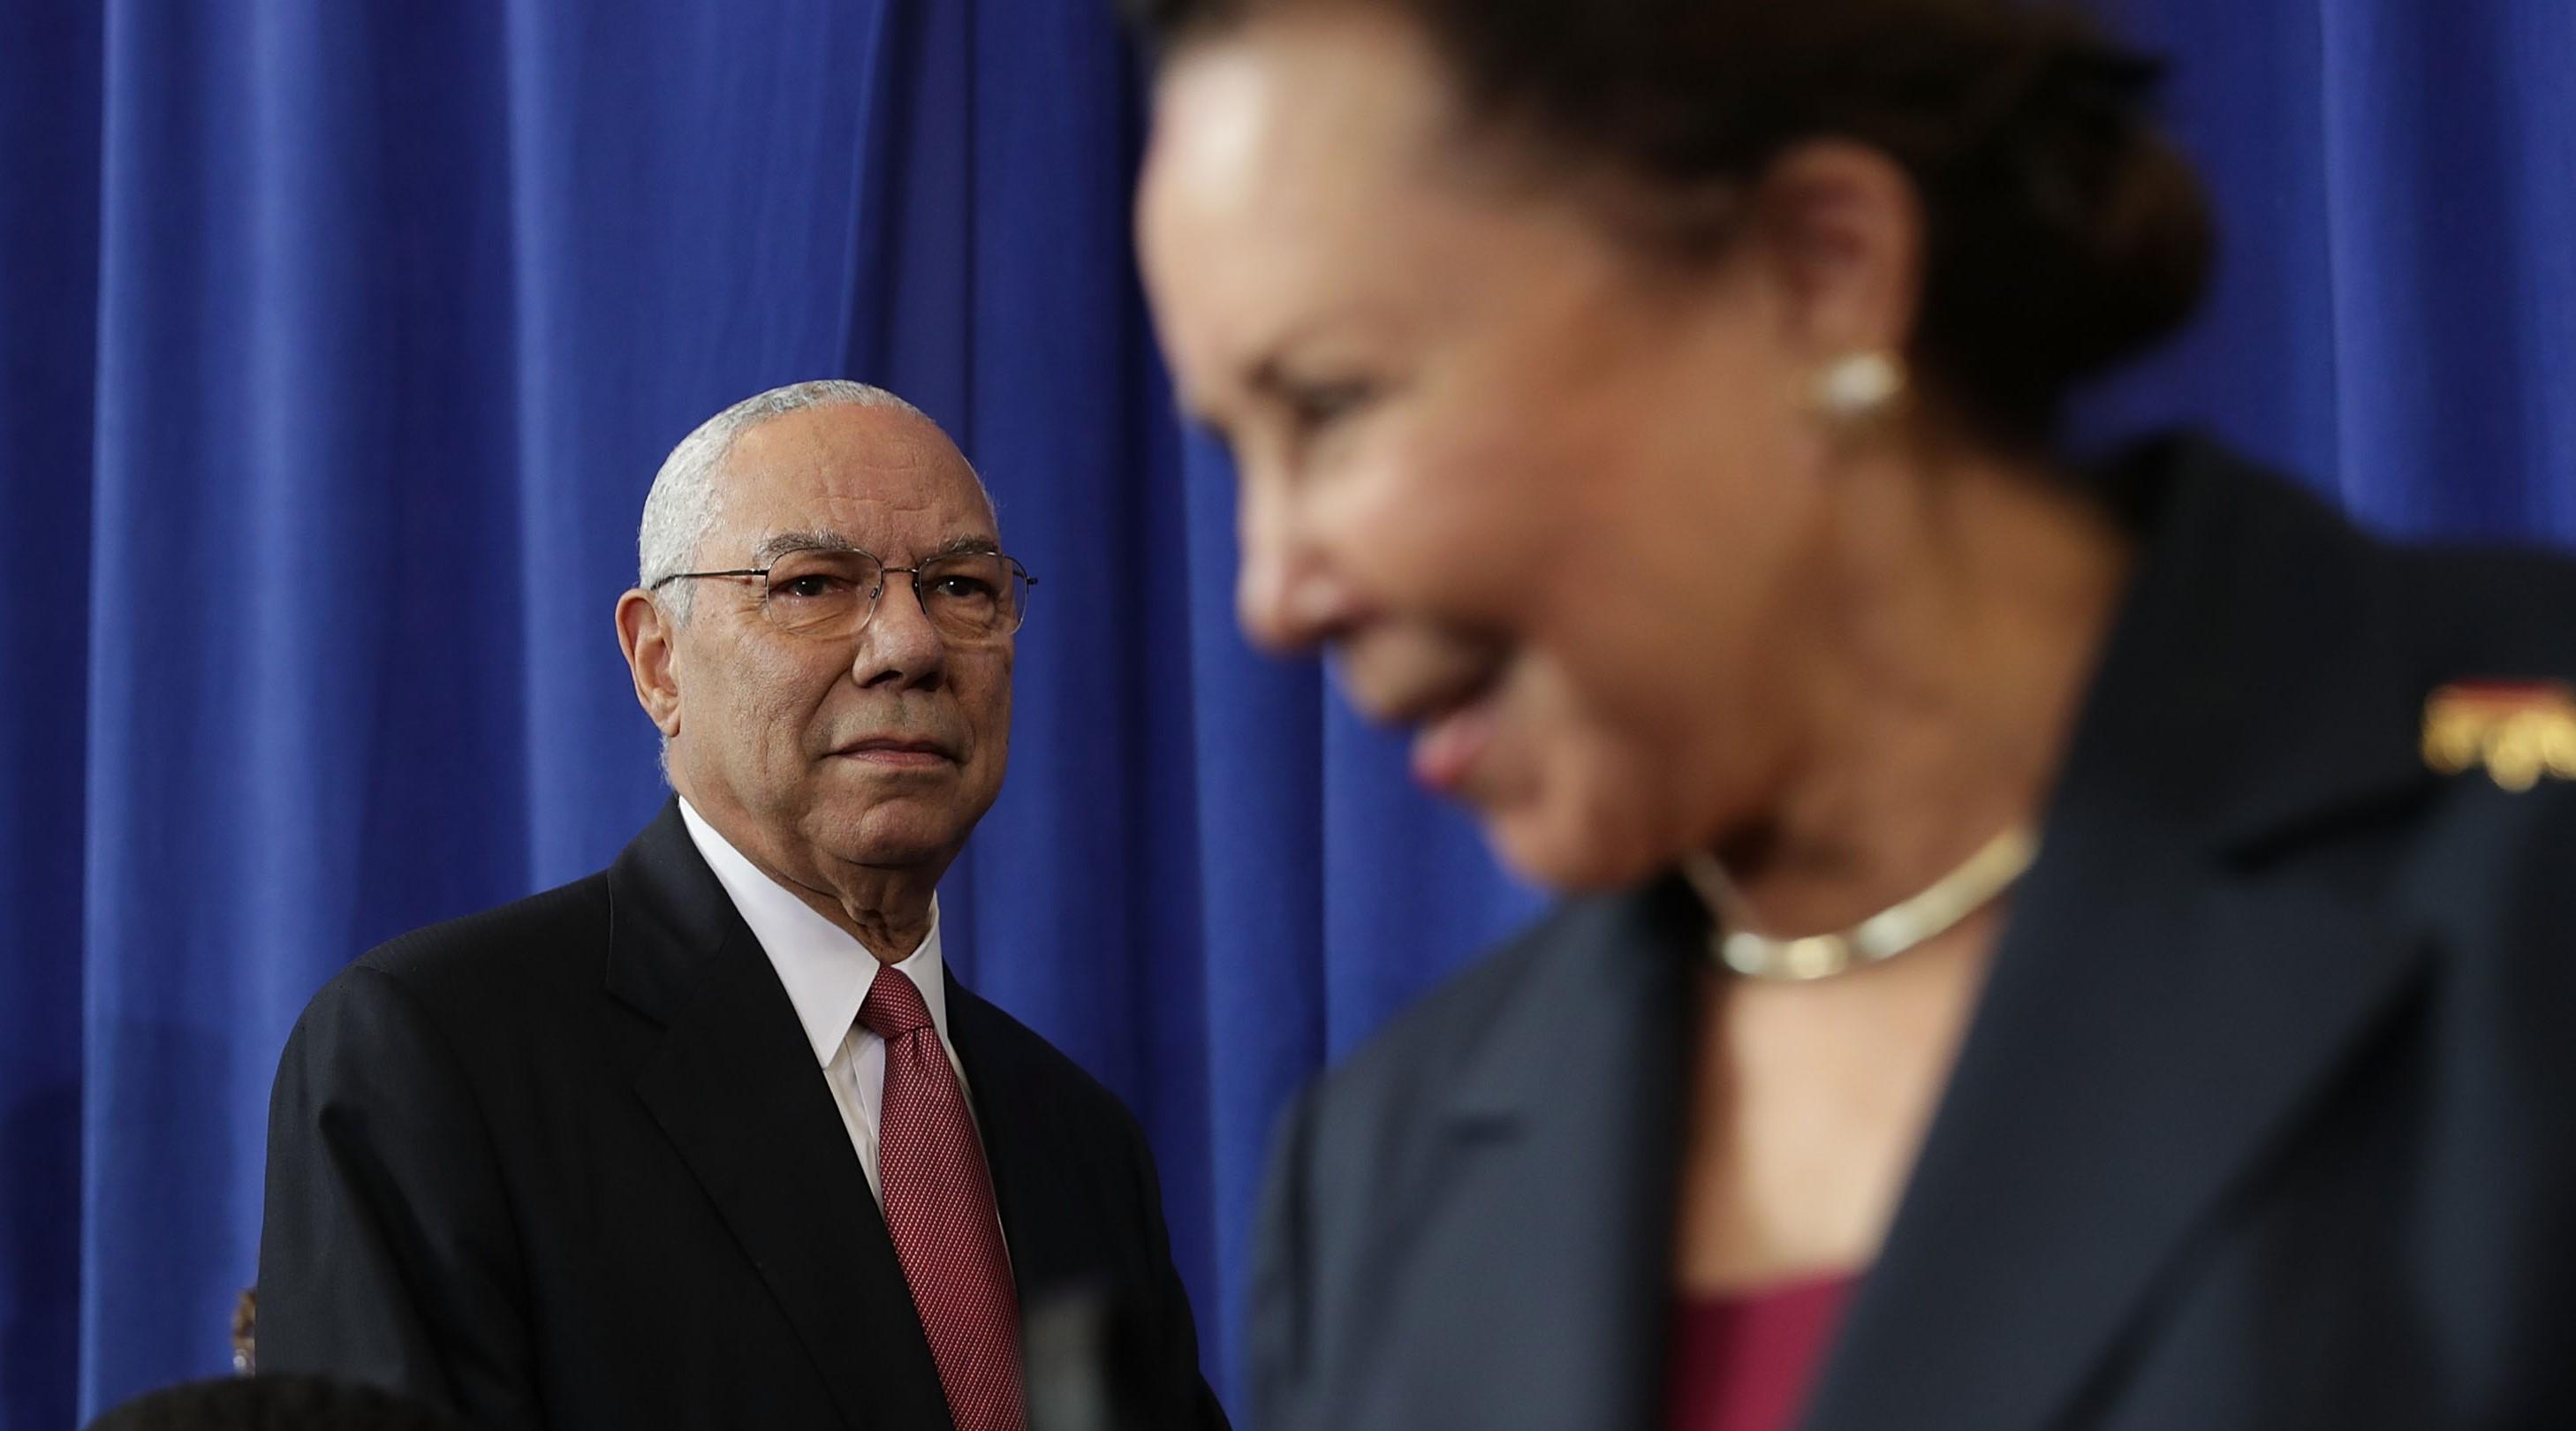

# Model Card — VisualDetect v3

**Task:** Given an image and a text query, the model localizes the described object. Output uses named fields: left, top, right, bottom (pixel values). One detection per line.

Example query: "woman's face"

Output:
left=1137, top=7, right=1848, bottom=889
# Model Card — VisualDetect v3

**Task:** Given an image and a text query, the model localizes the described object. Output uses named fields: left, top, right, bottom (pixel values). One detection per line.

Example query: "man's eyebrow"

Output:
left=748, top=531, right=1003, bottom=564
left=928, top=534, right=1003, bottom=559
left=750, top=530, right=860, bottom=564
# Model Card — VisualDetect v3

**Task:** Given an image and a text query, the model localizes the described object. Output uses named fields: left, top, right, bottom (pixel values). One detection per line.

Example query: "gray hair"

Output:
left=637, top=379, right=940, bottom=623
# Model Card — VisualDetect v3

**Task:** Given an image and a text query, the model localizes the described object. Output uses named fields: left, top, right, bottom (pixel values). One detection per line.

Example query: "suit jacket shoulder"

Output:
left=2234, top=477, right=2576, bottom=974
left=355, top=868, right=612, bottom=991
left=305, top=870, right=621, bottom=1083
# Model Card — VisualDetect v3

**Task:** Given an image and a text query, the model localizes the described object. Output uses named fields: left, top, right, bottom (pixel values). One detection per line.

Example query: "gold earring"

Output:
left=1810, top=351, right=1907, bottom=425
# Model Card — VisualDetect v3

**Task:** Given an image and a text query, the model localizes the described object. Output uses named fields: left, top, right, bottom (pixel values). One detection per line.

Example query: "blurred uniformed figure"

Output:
left=1125, top=0, right=2576, bottom=1427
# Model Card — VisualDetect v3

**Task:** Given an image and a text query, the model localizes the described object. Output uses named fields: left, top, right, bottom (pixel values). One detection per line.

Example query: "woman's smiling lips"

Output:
left=1410, top=689, right=1499, bottom=792
left=1332, top=636, right=1510, bottom=794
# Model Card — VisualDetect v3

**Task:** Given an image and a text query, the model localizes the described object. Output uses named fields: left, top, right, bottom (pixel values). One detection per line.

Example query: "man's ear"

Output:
left=1744, top=139, right=1926, bottom=363
left=617, top=589, right=684, bottom=740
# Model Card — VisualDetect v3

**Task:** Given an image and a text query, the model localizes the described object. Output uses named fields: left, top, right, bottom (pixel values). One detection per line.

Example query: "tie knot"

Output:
left=858, top=966, right=935, bottom=1040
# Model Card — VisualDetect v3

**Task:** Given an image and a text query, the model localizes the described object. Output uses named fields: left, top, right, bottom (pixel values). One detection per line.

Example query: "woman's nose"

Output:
left=1236, top=488, right=1363, bottom=652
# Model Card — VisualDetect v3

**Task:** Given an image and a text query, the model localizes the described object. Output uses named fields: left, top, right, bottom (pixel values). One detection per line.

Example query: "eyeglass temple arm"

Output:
left=650, top=563, right=1034, bottom=591
left=648, top=568, right=769, bottom=588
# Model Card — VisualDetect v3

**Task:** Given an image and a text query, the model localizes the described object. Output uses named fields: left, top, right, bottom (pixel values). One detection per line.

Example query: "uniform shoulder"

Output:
left=2375, top=538, right=2576, bottom=677
left=2401, top=761, right=2576, bottom=944
left=2284, top=522, right=2576, bottom=999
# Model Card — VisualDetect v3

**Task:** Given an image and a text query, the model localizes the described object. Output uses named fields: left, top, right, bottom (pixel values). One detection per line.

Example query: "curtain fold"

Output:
left=4, top=1, right=2572, bottom=1425
left=1, top=4, right=102, bottom=1422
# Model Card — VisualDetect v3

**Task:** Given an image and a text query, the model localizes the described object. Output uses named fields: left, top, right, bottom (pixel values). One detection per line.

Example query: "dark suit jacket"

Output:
left=259, top=803, right=1227, bottom=1431
left=1248, top=435, right=2576, bottom=1431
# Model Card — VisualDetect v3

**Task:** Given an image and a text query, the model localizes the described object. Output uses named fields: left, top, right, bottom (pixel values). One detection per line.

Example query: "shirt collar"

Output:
left=677, top=796, right=951, bottom=1067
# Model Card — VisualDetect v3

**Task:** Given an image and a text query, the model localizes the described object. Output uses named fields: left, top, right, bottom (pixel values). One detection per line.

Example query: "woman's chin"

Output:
left=1481, top=802, right=1674, bottom=894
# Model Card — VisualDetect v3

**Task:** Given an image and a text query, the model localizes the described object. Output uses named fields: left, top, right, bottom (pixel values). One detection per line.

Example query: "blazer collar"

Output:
left=1426, top=883, right=1703, bottom=1431
left=1442, top=881, right=1706, bottom=1127
left=606, top=799, right=951, bottom=1431
left=1803, top=437, right=2437, bottom=1431
left=2046, top=432, right=2436, bottom=858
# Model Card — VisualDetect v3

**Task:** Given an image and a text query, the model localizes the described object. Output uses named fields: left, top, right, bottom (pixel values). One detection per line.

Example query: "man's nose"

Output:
left=852, top=576, right=949, bottom=687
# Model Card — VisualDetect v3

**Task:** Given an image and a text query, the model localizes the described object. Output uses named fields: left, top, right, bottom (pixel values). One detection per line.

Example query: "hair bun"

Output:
left=2063, top=127, right=2214, bottom=374
left=1913, top=31, right=2214, bottom=433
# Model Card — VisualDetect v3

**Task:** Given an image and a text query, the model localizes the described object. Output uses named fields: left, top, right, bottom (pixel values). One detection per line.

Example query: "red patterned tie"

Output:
left=860, top=968, right=1026, bottom=1431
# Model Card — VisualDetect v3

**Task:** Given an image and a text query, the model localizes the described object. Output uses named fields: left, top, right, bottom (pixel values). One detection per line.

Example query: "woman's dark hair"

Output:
left=1127, top=0, right=2213, bottom=447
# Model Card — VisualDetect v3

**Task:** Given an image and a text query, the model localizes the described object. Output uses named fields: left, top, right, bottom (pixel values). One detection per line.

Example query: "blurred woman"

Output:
left=1128, top=2, right=2576, bottom=1428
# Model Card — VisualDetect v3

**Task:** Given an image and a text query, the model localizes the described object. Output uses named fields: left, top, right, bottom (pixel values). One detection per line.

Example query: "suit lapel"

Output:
left=1807, top=439, right=2441, bottom=1431
left=1799, top=808, right=2424, bottom=1431
left=607, top=805, right=950, bottom=1431
left=943, top=978, right=1091, bottom=1303
left=1416, top=886, right=1700, bottom=1431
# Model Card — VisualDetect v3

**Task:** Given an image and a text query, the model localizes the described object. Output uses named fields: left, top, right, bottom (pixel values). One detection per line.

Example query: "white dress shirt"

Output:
left=678, top=798, right=977, bottom=1200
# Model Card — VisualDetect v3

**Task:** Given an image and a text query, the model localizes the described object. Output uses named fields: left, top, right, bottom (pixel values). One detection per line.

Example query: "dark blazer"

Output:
left=259, top=802, right=1227, bottom=1431
left=1247, top=435, right=2576, bottom=1431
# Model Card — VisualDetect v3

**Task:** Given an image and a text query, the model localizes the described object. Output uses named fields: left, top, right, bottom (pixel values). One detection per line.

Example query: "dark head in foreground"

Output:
left=1130, top=3, right=2576, bottom=1429
left=86, top=1377, right=473, bottom=1431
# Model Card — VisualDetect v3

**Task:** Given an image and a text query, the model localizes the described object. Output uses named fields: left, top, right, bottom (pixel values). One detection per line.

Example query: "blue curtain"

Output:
left=4, top=1, right=2570, bottom=1425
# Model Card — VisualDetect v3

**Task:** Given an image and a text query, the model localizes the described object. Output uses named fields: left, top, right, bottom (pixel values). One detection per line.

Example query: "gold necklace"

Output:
left=1678, top=825, right=2040, bottom=981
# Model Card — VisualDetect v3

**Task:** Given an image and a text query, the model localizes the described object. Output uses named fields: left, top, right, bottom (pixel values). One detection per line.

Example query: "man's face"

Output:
left=658, top=404, right=1012, bottom=879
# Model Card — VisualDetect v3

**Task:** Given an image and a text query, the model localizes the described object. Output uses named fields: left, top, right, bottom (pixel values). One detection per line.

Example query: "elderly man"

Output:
left=258, top=382, right=1224, bottom=1431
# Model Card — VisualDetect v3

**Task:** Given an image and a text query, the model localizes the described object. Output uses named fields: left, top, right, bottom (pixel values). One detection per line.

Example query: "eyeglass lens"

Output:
left=760, top=549, right=1027, bottom=640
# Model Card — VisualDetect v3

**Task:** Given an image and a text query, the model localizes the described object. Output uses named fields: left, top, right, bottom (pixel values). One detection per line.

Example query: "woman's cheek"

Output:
left=1476, top=664, right=1686, bottom=887
left=1346, top=424, right=1582, bottom=612
left=1489, top=741, right=1680, bottom=889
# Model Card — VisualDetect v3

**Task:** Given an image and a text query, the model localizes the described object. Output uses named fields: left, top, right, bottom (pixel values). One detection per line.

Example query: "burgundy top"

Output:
left=1662, top=1275, right=1856, bottom=1431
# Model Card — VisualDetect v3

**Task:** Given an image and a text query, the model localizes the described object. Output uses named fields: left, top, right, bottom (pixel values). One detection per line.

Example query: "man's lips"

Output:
left=830, top=737, right=958, bottom=768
